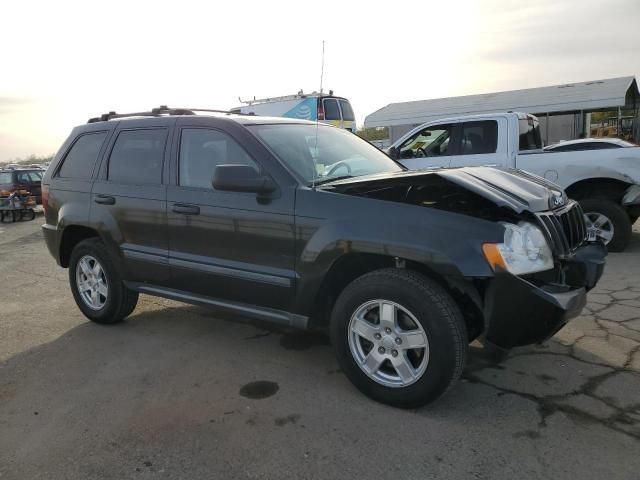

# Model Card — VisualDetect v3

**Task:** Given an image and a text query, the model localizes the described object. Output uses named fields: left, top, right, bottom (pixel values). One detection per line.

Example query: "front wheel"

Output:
left=580, top=198, right=631, bottom=252
left=330, top=268, right=467, bottom=408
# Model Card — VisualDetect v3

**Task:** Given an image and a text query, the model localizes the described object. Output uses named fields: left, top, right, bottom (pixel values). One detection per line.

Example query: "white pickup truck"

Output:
left=386, top=112, right=640, bottom=251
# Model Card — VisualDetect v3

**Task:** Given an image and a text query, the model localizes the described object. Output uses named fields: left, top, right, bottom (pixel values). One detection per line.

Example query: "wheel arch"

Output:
left=309, top=253, right=485, bottom=342
left=565, top=177, right=632, bottom=203
left=59, top=225, right=100, bottom=268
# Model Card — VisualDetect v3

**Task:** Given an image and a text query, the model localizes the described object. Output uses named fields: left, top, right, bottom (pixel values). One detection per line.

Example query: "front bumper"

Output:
left=484, top=242, right=606, bottom=349
left=622, top=184, right=640, bottom=206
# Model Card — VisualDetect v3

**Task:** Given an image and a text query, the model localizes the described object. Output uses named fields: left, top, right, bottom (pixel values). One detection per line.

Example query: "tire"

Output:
left=330, top=268, right=467, bottom=408
left=68, top=238, right=139, bottom=324
left=580, top=198, right=632, bottom=252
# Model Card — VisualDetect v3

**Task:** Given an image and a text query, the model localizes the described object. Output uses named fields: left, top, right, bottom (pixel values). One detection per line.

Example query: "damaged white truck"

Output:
left=387, top=112, right=640, bottom=251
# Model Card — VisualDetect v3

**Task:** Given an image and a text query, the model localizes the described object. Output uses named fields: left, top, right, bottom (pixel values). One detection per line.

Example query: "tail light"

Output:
left=317, top=100, right=325, bottom=120
left=42, top=184, right=49, bottom=215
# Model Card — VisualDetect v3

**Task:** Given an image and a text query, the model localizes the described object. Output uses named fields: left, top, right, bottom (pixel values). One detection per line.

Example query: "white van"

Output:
left=231, top=91, right=356, bottom=132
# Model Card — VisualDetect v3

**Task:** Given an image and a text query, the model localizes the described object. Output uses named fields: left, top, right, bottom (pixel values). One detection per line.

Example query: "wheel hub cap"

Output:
left=76, top=255, right=108, bottom=310
left=584, top=212, right=614, bottom=245
left=348, top=300, right=430, bottom=388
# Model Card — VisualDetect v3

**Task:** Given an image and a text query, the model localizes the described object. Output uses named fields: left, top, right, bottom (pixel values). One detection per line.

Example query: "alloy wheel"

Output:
left=584, top=212, right=614, bottom=245
left=75, top=255, right=108, bottom=310
left=348, top=299, right=429, bottom=388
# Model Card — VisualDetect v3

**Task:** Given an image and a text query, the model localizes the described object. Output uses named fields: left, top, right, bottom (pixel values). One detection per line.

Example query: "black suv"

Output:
left=42, top=107, right=606, bottom=407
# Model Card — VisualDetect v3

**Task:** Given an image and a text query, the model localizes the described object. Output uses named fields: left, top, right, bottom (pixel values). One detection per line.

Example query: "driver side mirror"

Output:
left=212, top=164, right=276, bottom=195
left=387, top=146, right=398, bottom=160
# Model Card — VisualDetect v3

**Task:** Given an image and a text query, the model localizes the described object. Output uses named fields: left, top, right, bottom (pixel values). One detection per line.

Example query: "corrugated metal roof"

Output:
left=365, top=76, right=638, bottom=128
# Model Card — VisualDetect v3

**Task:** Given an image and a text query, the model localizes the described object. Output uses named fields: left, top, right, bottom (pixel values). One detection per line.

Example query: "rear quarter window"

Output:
left=0, top=172, right=14, bottom=184
left=58, top=132, right=109, bottom=179
left=519, top=118, right=542, bottom=151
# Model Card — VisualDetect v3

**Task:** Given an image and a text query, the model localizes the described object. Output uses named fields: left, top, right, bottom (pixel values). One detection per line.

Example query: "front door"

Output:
left=167, top=125, right=296, bottom=311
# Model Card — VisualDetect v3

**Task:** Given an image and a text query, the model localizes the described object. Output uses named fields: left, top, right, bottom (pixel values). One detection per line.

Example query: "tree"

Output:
left=0, top=154, right=53, bottom=168
left=356, top=127, right=389, bottom=141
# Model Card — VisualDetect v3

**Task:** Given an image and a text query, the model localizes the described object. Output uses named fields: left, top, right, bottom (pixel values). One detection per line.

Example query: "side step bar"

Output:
left=125, top=282, right=309, bottom=329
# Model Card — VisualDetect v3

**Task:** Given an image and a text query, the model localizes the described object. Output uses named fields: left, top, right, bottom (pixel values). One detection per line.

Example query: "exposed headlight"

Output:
left=483, top=222, right=553, bottom=275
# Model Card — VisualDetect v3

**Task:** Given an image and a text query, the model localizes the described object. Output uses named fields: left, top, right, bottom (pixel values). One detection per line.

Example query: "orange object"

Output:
left=482, top=243, right=506, bottom=271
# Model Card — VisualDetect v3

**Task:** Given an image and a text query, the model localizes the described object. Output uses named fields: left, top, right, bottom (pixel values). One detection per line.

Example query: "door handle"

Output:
left=172, top=203, right=200, bottom=215
left=94, top=195, right=116, bottom=205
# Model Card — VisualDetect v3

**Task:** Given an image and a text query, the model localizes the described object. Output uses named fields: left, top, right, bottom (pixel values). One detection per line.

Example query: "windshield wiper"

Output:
left=313, top=175, right=354, bottom=186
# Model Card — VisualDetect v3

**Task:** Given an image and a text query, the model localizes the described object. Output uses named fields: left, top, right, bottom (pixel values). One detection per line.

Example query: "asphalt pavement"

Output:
left=1, top=215, right=639, bottom=479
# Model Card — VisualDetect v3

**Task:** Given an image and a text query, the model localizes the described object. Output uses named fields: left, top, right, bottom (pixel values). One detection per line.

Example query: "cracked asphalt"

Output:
left=1, top=216, right=639, bottom=479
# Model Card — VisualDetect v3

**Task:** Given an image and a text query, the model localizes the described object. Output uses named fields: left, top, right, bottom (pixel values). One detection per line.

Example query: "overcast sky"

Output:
left=1, top=0, right=639, bottom=160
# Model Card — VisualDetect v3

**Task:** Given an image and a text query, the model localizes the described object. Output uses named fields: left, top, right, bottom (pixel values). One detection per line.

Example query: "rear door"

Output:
left=166, top=118, right=296, bottom=311
left=338, top=99, right=356, bottom=132
left=91, top=120, right=173, bottom=285
left=448, top=118, right=505, bottom=168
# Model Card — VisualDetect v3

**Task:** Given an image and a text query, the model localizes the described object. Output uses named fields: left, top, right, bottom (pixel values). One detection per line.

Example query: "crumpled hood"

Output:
left=318, top=166, right=567, bottom=213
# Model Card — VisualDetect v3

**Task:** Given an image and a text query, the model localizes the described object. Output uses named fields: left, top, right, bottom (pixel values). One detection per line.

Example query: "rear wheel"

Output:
left=580, top=198, right=631, bottom=252
left=69, top=238, right=139, bottom=324
left=330, top=268, right=467, bottom=408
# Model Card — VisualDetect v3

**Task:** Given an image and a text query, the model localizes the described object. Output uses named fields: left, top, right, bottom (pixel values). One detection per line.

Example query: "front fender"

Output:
left=292, top=189, right=504, bottom=315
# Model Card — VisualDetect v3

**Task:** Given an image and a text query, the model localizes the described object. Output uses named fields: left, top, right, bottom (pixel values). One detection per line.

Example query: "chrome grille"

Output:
left=535, top=201, right=587, bottom=258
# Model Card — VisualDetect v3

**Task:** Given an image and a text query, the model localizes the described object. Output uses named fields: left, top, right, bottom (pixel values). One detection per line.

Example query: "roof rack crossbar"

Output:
left=87, top=105, right=254, bottom=123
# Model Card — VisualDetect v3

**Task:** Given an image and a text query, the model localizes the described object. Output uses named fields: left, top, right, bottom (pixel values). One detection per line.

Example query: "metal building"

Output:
left=364, top=76, right=639, bottom=145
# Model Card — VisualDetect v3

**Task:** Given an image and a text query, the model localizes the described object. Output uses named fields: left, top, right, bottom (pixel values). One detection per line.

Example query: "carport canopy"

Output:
left=364, top=76, right=639, bottom=128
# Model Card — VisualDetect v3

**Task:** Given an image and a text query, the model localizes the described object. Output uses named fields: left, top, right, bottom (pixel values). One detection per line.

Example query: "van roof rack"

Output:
left=239, top=89, right=334, bottom=105
left=87, top=105, right=254, bottom=123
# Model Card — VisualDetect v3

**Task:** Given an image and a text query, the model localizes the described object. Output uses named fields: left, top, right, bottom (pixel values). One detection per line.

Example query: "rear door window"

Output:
left=323, top=99, right=341, bottom=120
left=108, top=129, right=168, bottom=184
left=58, top=132, right=109, bottom=179
left=460, top=121, right=498, bottom=154
left=179, top=129, right=258, bottom=189
left=339, top=100, right=355, bottom=121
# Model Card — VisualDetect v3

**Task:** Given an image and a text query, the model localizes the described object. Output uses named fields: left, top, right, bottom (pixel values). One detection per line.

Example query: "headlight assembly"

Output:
left=483, top=222, right=554, bottom=275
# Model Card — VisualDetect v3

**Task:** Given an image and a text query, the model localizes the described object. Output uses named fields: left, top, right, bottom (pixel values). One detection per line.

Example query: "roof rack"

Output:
left=87, top=105, right=253, bottom=123
left=239, top=89, right=334, bottom=105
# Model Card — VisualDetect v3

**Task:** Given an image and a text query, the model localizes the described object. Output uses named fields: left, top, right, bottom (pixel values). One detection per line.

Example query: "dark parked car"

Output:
left=0, top=168, right=44, bottom=204
left=41, top=107, right=606, bottom=407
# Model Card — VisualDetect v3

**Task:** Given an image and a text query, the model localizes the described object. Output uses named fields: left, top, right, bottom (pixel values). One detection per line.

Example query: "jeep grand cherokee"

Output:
left=41, top=106, right=606, bottom=407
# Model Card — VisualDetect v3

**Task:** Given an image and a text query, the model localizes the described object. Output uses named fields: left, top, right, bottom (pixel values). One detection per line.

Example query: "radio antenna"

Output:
left=319, top=40, right=325, bottom=94
left=312, top=40, right=325, bottom=189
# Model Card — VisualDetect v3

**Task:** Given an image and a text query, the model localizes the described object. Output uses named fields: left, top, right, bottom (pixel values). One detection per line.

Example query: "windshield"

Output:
left=249, top=124, right=403, bottom=184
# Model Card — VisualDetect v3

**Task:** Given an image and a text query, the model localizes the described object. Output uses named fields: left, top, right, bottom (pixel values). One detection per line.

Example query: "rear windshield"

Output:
left=339, top=100, right=355, bottom=121
left=323, top=99, right=341, bottom=120
left=519, top=117, right=542, bottom=150
left=0, top=172, right=13, bottom=184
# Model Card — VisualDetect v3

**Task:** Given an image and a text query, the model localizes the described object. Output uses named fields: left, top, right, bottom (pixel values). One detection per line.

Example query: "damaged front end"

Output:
left=320, top=166, right=607, bottom=350
left=481, top=198, right=606, bottom=349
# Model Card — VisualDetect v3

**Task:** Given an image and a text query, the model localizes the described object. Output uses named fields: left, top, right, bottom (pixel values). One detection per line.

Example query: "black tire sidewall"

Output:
left=580, top=198, right=631, bottom=252
left=331, top=270, right=466, bottom=408
left=69, top=239, right=127, bottom=324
